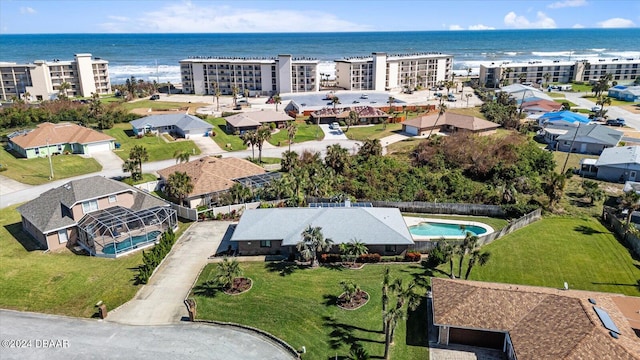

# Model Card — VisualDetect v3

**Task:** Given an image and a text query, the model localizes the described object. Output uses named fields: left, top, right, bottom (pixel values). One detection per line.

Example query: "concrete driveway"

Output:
left=90, top=150, right=123, bottom=171
left=190, top=135, right=223, bottom=155
left=320, top=124, right=348, bottom=140
left=107, top=221, right=233, bottom=325
left=0, top=310, right=295, bottom=360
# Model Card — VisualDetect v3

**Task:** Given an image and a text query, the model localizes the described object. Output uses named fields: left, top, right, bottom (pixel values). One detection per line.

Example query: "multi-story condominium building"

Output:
left=480, top=58, right=640, bottom=88
left=180, top=55, right=319, bottom=96
left=335, top=52, right=453, bottom=91
left=0, top=53, right=111, bottom=101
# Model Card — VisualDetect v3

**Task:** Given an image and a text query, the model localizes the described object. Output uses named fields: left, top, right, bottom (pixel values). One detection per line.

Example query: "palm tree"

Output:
left=465, top=93, right=472, bottom=107
left=122, top=159, right=138, bottom=181
left=165, top=171, right=194, bottom=205
left=426, top=97, right=447, bottom=139
left=383, top=307, right=405, bottom=359
left=296, top=225, right=333, bottom=267
left=457, top=233, right=479, bottom=278
left=339, top=280, right=360, bottom=304
left=229, top=182, right=252, bottom=204
left=387, top=96, right=395, bottom=113
left=240, top=130, right=258, bottom=160
left=231, top=85, right=239, bottom=107
left=280, top=150, right=299, bottom=172
left=381, top=267, right=391, bottom=333
left=58, top=81, right=71, bottom=99
left=464, top=250, right=491, bottom=280
left=501, top=68, right=513, bottom=87
left=543, top=73, right=552, bottom=88
left=339, top=239, right=368, bottom=265
left=389, top=278, right=421, bottom=342
left=358, top=139, right=382, bottom=158
left=331, top=95, right=340, bottom=110
left=543, top=172, right=566, bottom=208
left=346, top=110, right=358, bottom=132
left=518, top=73, right=527, bottom=84
left=255, top=124, right=272, bottom=164
left=173, top=149, right=190, bottom=164
left=213, top=82, right=221, bottom=111
left=214, top=258, right=242, bottom=291
left=581, top=180, right=604, bottom=204
left=130, top=145, right=149, bottom=178
left=286, top=121, right=297, bottom=152
left=273, top=94, right=282, bottom=111
left=440, top=242, right=455, bottom=278
left=325, top=144, right=350, bottom=174
left=595, top=94, right=612, bottom=117
left=620, top=191, right=640, bottom=225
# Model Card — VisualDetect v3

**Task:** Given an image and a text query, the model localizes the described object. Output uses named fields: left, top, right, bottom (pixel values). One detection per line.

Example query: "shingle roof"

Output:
left=230, top=207, right=414, bottom=246
left=596, top=146, right=640, bottom=167
left=16, top=176, right=168, bottom=234
left=432, top=278, right=640, bottom=360
left=157, top=157, right=266, bottom=198
left=402, top=112, right=500, bottom=132
left=224, top=110, right=293, bottom=128
left=9, top=122, right=115, bottom=149
left=556, top=124, right=623, bottom=146
left=521, top=99, right=563, bottom=112
left=129, top=114, right=212, bottom=131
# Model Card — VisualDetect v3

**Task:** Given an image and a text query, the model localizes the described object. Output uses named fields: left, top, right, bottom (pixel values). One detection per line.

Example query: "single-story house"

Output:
left=608, top=85, right=640, bottom=102
left=432, top=278, right=640, bottom=360
left=402, top=112, right=500, bottom=137
left=498, top=84, right=554, bottom=103
left=8, top=122, right=115, bottom=159
left=157, top=156, right=273, bottom=208
left=553, top=124, right=622, bottom=154
left=230, top=206, right=414, bottom=256
left=130, top=114, right=213, bottom=138
left=579, top=158, right=598, bottom=177
left=538, top=110, right=590, bottom=128
left=520, top=99, right=563, bottom=118
left=594, top=146, right=640, bottom=182
left=224, top=110, right=293, bottom=133
left=16, top=176, right=176, bottom=257
left=309, top=106, right=390, bottom=125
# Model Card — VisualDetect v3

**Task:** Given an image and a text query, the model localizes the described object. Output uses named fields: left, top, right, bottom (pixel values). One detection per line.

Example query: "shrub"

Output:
left=136, top=228, right=176, bottom=284
left=320, top=253, right=343, bottom=263
left=404, top=250, right=421, bottom=262
left=356, top=253, right=381, bottom=263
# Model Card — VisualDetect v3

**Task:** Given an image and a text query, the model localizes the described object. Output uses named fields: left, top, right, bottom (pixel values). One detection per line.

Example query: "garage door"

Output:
left=85, top=142, right=112, bottom=154
left=404, top=125, right=418, bottom=136
left=449, top=328, right=504, bottom=349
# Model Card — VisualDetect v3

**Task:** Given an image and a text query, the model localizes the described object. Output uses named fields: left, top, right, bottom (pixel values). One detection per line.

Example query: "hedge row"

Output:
left=137, top=228, right=176, bottom=284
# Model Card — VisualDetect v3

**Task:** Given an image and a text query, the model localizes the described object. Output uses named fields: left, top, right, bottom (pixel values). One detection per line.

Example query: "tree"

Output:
left=129, top=145, right=149, bottom=179
left=214, top=258, right=242, bottom=291
left=345, top=110, right=358, bottom=132
left=273, top=94, right=282, bottom=111
left=426, top=97, right=447, bottom=139
left=280, top=150, right=299, bottom=172
left=620, top=191, right=640, bottom=225
left=241, top=130, right=258, bottom=161
left=595, top=94, right=612, bottom=117
left=339, top=280, right=360, bottom=304
left=339, top=239, right=368, bottom=266
left=464, top=250, right=491, bottom=280
left=58, top=81, right=71, bottom=99
left=325, top=144, right=351, bottom=174
left=358, top=139, right=382, bottom=159
left=518, top=73, right=527, bottom=84
left=255, top=124, right=272, bottom=164
left=501, top=68, right=513, bottom=86
left=165, top=171, right=194, bottom=205
left=465, top=93, right=472, bottom=107
left=381, top=267, right=391, bottom=333
left=581, top=180, right=604, bottom=204
left=331, top=95, right=340, bottom=110
left=384, top=278, right=421, bottom=359
left=286, top=121, right=297, bottom=152
left=231, top=85, right=239, bottom=107
left=213, top=82, right=221, bottom=112
left=122, top=159, right=139, bottom=181
left=296, top=225, right=333, bottom=267
left=440, top=242, right=455, bottom=278
left=543, top=172, right=566, bottom=208
left=457, top=232, right=479, bottom=278
left=229, top=182, right=252, bottom=204
left=383, top=307, right=405, bottom=359
left=592, top=74, right=612, bottom=98
left=543, top=73, right=552, bottom=88
left=173, top=149, right=190, bottom=164
left=125, top=76, right=137, bottom=99
left=23, top=91, right=31, bottom=103
left=387, top=96, right=395, bottom=113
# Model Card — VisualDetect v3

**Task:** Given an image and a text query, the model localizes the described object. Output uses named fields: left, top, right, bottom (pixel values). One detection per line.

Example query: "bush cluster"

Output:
left=137, top=228, right=176, bottom=284
left=320, top=253, right=343, bottom=263
left=356, top=253, right=382, bottom=263
left=404, top=250, right=422, bottom=262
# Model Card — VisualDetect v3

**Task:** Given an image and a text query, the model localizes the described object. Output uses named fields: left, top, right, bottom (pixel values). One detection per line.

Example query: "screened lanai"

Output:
left=77, top=206, right=177, bottom=257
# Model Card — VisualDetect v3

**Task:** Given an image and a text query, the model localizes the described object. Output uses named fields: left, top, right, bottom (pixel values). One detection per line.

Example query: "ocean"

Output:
left=1, top=29, right=639, bottom=84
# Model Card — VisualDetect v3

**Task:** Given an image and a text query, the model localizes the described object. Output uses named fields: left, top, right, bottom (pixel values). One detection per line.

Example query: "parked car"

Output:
left=606, top=118, right=625, bottom=127
left=150, top=94, right=160, bottom=100
left=591, top=105, right=602, bottom=112
left=447, top=94, right=457, bottom=102
left=329, top=122, right=340, bottom=130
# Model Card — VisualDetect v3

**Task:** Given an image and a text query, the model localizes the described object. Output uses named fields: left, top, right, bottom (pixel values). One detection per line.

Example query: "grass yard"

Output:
left=582, top=96, right=628, bottom=107
left=104, top=123, right=202, bottom=162
left=552, top=151, right=598, bottom=173
left=0, top=148, right=102, bottom=185
left=120, top=100, right=208, bottom=112
left=205, top=117, right=247, bottom=151
left=553, top=99, right=577, bottom=107
left=268, top=121, right=323, bottom=146
left=456, top=217, right=640, bottom=297
left=192, top=263, right=429, bottom=360
left=448, top=106, right=485, bottom=119
left=344, top=123, right=402, bottom=141
left=0, top=204, right=192, bottom=317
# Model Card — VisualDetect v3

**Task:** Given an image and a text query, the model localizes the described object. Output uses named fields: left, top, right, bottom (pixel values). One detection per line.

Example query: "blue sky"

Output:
left=1, top=0, right=638, bottom=34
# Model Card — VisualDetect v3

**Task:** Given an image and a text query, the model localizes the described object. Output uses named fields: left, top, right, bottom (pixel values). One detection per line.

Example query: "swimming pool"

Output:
left=409, top=222, right=488, bottom=237
left=102, top=230, right=162, bottom=255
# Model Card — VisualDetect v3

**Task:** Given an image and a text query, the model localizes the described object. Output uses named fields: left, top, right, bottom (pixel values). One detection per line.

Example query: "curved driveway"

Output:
left=0, top=310, right=296, bottom=360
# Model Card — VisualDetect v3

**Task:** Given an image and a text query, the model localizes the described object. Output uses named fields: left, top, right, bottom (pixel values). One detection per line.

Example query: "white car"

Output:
left=329, top=122, right=340, bottom=130
left=591, top=105, right=602, bottom=112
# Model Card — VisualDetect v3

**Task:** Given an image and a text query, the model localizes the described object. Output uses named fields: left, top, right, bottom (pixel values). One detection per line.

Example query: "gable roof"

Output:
left=9, top=122, right=115, bottom=149
left=521, top=99, right=563, bottom=112
left=157, top=156, right=266, bottom=197
left=231, top=207, right=414, bottom=246
left=311, top=106, right=390, bottom=120
left=16, top=176, right=168, bottom=234
left=129, top=114, right=212, bottom=131
left=224, top=110, right=293, bottom=128
left=432, top=278, right=640, bottom=360
left=402, top=112, right=500, bottom=132
left=556, top=124, right=623, bottom=146
left=596, top=146, right=640, bottom=167
left=539, top=110, right=590, bottom=125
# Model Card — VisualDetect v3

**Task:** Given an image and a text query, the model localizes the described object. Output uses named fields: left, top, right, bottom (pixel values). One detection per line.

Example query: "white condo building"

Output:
left=0, top=53, right=111, bottom=101
left=335, top=52, right=453, bottom=91
left=180, top=55, right=319, bottom=96
left=480, top=58, right=640, bottom=88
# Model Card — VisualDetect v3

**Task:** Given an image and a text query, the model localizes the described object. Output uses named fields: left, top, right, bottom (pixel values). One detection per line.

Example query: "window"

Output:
left=58, top=229, right=68, bottom=244
left=108, top=195, right=117, bottom=203
left=260, top=240, right=272, bottom=248
left=82, top=199, right=99, bottom=214
left=34, top=148, right=40, bottom=155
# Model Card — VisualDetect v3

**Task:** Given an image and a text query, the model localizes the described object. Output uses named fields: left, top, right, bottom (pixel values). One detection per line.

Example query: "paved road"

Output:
left=107, top=221, right=232, bottom=325
left=563, top=92, right=640, bottom=130
left=0, top=310, right=295, bottom=360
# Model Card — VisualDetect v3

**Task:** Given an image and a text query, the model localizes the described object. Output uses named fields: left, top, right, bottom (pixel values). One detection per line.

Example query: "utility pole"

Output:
left=561, top=122, right=581, bottom=174
left=46, top=138, right=54, bottom=180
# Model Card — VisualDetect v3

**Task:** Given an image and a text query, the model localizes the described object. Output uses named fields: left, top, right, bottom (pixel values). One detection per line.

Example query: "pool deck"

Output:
left=403, top=216, right=494, bottom=241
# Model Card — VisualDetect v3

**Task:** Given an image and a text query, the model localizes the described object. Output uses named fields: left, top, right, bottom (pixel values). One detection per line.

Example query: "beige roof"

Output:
left=10, top=122, right=115, bottom=149
left=157, top=157, right=265, bottom=197
left=521, top=99, right=563, bottom=112
left=311, top=106, right=390, bottom=119
left=402, top=112, right=500, bottom=132
left=225, top=110, right=293, bottom=128
left=432, top=278, right=640, bottom=360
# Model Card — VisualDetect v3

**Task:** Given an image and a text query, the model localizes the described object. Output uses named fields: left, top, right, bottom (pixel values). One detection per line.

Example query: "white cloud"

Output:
left=108, top=15, right=129, bottom=22
left=449, top=25, right=464, bottom=31
left=548, top=0, right=587, bottom=9
left=572, top=24, right=585, bottom=28
left=597, top=18, right=635, bottom=28
left=100, top=1, right=371, bottom=33
left=20, top=7, right=36, bottom=14
left=504, top=11, right=557, bottom=29
left=468, top=24, right=495, bottom=30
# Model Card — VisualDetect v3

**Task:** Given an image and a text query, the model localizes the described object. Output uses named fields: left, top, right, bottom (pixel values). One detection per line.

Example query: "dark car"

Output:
left=150, top=94, right=160, bottom=100
left=606, top=118, right=625, bottom=127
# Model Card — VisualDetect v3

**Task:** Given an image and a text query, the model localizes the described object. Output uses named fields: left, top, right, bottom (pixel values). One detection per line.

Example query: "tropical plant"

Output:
left=517, top=73, right=527, bottom=84
left=286, top=121, right=297, bottom=152
left=358, top=139, right=382, bottom=159
left=213, top=82, right=221, bottom=111
left=464, top=250, right=491, bottom=280
left=387, top=96, right=395, bottom=113
left=129, top=145, right=149, bottom=179
left=543, top=73, right=552, bottom=88
left=381, top=267, right=391, bottom=333
left=581, top=180, right=604, bottom=204
left=440, top=242, right=455, bottom=278
left=273, top=94, right=282, bottom=111
left=122, top=159, right=139, bottom=181
left=345, top=110, right=358, bottom=132
left=296, top=225, right=333, bottom=267
left=465, top=93, right=472, bottom=107
left=214, top=257, right=242, bottom=290
left=58, top=81, right=71, bottom=99
left=280, top=150, right=299, bottom=172
left=620, top=191, right=640, bottom=225
left=457, top=233, right=479, bottom=278
left=383, top=307, right=405, bottom=359
left=339, top=239, right=368, bottom=265
left=543, top=171, right=566, bottom=208
left=255, top=124, right=272, bottom=164
left=240, top=130, right=258, bottom=161
left=325, top=144, right=351, bottom=174
left=426, top=97, right=447, bottom=138
left=331, top=95, right=340, bottom=110
left=165, top=171, right=194, bottom=205
left=229, top=182, right=252, bottom=204
left=173, top=149, right=190, bottom=164
left=384, top=278, right=421, bottom=359
left=339, top=280, right=360, bottom=304
left=231, top=85, right=239, bottom=107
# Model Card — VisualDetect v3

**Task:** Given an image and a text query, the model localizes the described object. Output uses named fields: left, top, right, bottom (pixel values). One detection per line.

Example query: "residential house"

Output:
left=498, top=83, right=555, bottom=104
left=230, top=206, right=414, bottom=256
left=594, top=146, right=640, bottom=182
left=520, top=99, right=563, bottom=120
left=16, top=176, right=176, bottom=257
left=8, top=122, right=115, bottom=159
left=309, top=106, right=390, bottom=125
left=608, top=85, right=640, bottom=102
left=538, top=110, right=590, bottom=128
left=431, top=278, right=640, bottom=360
left=402, top=112, right=500, bottom=137
left=224, top=110, right=293, bottom=133
left=553, top=124, right=622, bottom=154
left=129, top=114, right=213, bottom=138
left=157, top=156, right=274, bottom=208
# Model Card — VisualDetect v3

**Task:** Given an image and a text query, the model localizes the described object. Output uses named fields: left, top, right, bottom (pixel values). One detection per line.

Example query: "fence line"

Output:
left=602, top=207, right=640, bottom=258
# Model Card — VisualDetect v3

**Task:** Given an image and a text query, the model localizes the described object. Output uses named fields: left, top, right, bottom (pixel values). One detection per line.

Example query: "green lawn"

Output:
left=582, top=96, right=629, bottom=107
left=104, top=123, right=202, bottom=161
left=192, top=263, right=429, bottom=360
left=554, top=99, right=577, bottom=107
left=268, top=122, right=323, bottom=146
left=205, top=117, right=247, bottom=151
left=120, top=100, right=208, bottom=111
left=452, top=217, right=640, bottom=297
left=0, top=148, right=102, bottom=185
left=344, top=123, right=403, bottom=141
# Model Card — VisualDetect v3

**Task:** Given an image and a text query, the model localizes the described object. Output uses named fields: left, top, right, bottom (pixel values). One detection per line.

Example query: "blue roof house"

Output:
left=538, top=110, right=590, bottom=128
left=608, top=85, right=640, bottom=102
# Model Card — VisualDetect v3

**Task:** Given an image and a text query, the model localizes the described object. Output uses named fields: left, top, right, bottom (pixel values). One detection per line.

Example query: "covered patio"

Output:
left=77, top=206, right=177, bottom=257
